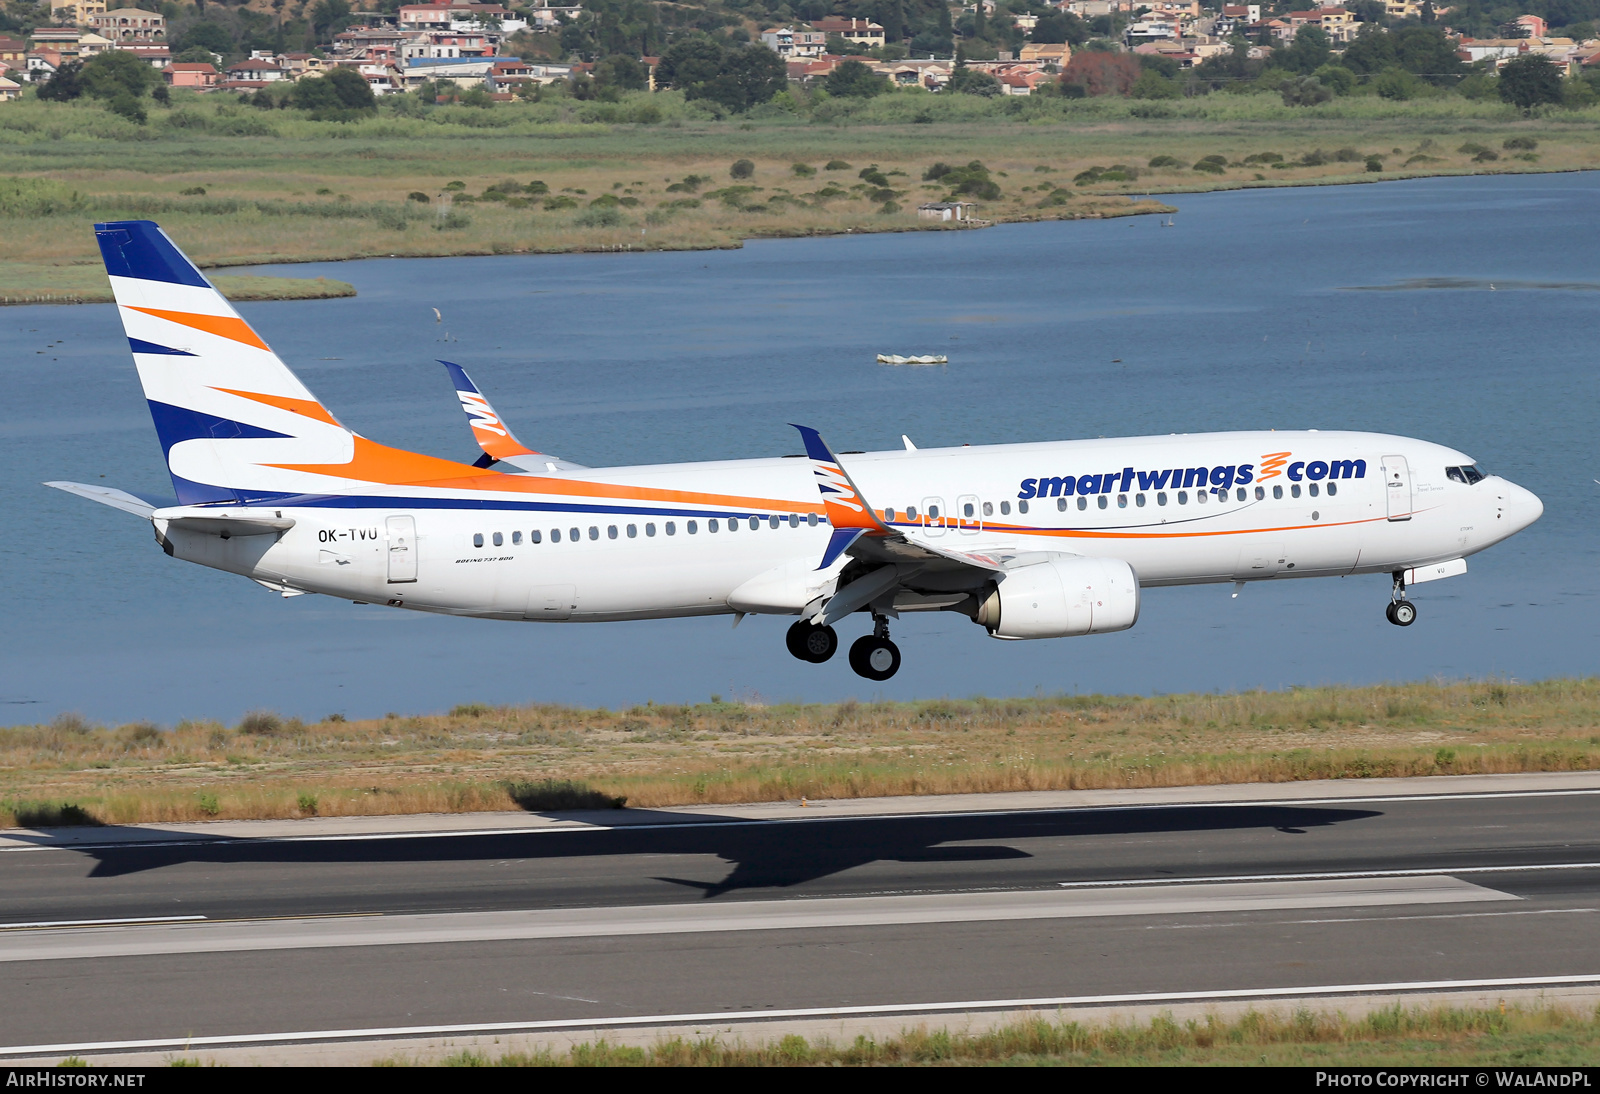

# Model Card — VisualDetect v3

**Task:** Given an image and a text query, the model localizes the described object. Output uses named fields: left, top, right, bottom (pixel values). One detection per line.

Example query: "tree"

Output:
left=657, top=37, right=785, bottom=112
left=824, top=58, right=889, bottom=97
left=1348, top=0, right=1386, bottom=23
left=593, top=53, right=647, bottom=93
left=291, top=65, right=375, bottom=118
left=1280, top=26, right=1330, bottom=74
left=173, top=20, right=234, bottom=58
left=36, top=61, right=84, bottom=102
left=946, top=65, right=1001, bottom=94
left=1061, top=52, right=1140, bottom=95
left=1280, top=74, right=1332, bottom=105
left=1030, top=11, right=1088, bottom=45
left=1497, top=54, right=1564, bottom=113
left=881, top=0, right=904, bottom=45
left=1130, top=69, right=1180, bottom=98
left=311, top=0, right=353, bottom=40
left=80, top=50, right=160, bottom=100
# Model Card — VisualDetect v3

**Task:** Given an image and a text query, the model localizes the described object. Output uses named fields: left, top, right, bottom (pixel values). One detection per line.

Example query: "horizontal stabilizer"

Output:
left=152, top=506, right=295, bottom=537
left=44, top=481, right=176, bottom=519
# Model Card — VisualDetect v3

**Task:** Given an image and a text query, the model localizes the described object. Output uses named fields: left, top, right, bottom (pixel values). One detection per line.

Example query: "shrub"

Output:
left=503, top=779, right=626, bottom=811
left=1333, top=147, right=1361, bottom=162
left=297, top=792, right=319, bottom=815
left=1192, top=159, right=1225, bottom=174
left=1147, top=154, right=1183, bottom=168
left=859, top=167, right=889, bottom=186
left=791, top=162, right=815, bottom=176
left=239, top=710, right=283, bottom=735
left=575, top=206, right=625, bottom=228
left=195, top=792, right=220, bottom=816
left=1503, top=136, right=1538, bottom=150
left=443, top=180, right=466, bottom=191
left=180, top=186, right=207, bottom=196
left=1365, top=156, right=1384, bottom=172
left=435, top=209, right=472, bottom=230
left=730, top=158, right=754, bottom=179
left=824, top=159, right=851, bottom=170
left=1473, top=149, right=1500, bottom=162
left=407, top=191, right=429, bottom=203
left=542, top=195, right=578, bottom=210
left=879, top=200, right=901, bottom=214
left=118, top=722, right=162, bottom=746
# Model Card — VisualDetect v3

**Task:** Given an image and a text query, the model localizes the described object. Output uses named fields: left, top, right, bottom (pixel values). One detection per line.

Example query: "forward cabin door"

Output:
left=386, top=515, right=417, bottom=583
left=1382, top=455, right=1413, bottom=521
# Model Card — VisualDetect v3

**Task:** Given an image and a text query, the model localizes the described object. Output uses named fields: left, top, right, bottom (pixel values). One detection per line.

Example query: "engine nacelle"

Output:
left=973, top=557, right=1140, bottom=640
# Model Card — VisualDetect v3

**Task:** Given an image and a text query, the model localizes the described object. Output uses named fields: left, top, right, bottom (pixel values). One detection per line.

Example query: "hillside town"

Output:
left=1, top=0, right=1598, bottom=103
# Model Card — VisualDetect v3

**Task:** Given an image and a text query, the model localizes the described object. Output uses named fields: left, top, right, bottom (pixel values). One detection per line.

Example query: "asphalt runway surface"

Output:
left=3, top=780, right=1598, bottom=1055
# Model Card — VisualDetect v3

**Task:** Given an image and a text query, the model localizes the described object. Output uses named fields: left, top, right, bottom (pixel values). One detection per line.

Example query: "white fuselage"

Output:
left=153, top=429, right=1542, bottom=626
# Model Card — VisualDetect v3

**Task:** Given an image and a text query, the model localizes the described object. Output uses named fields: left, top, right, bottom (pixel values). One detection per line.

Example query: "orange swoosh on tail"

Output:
left=127, top=308, right=270, bottom=352
left=214, top=388, right=343, bottom=427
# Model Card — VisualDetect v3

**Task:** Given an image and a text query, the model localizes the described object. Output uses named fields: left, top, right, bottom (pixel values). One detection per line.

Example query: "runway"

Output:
left=3, top=774, right=1598, bottom=1061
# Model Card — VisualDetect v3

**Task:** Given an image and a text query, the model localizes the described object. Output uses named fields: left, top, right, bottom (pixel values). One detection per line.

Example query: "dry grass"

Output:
left=0, top=266, right=355, bottom=305
left=6, top=679, right=1598, bottom=827
left=402, top=1001, right=1600, bottom=1066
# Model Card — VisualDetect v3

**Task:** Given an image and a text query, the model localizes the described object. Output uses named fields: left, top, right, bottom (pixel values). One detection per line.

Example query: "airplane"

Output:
left=47, top=220, right=1544, bottom=682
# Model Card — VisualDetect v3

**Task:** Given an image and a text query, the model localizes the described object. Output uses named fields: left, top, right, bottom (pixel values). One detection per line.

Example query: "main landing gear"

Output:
left=786, top=615, right=902, bottom=680
left=1386, top=571, right=1417, bottom=627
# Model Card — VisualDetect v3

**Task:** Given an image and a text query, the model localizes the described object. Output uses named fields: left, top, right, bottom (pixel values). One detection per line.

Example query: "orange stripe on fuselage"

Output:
left=214, top=388, right=343, bottom=427
left=126, top=307, right=271, bottom=352
left=269, top=436, right=820, bottom=513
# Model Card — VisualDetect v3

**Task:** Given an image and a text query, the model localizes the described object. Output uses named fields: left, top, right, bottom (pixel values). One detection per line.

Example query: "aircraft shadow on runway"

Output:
left=23, top=803, right=1383, bottom=897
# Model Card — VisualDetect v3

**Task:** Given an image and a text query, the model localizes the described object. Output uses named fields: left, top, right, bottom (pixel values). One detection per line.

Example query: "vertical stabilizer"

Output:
left=95, top=220, right=354, bottom=504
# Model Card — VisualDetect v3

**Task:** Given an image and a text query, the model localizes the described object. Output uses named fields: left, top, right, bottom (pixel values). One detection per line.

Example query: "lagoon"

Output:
left=3, top=171, right=1597, bottom=725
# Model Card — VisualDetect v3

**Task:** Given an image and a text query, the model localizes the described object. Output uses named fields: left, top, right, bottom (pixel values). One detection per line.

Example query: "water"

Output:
left=4, top=172, right=1597, bottom=725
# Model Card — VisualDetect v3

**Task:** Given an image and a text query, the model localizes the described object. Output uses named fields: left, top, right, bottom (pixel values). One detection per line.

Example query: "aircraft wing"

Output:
left=441, top=360, right=587, bottom=471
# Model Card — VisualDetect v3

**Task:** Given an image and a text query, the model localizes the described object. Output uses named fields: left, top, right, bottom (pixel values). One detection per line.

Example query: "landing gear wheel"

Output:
left=1388, top=600, right=1417, bottom=627
left=848, top=635, right=901, bottom=681
left=786, top=620, right=838, bottom=663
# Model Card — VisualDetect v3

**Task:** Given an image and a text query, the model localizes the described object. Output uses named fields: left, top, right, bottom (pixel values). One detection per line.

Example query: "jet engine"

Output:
left=972, top=557, right=1140, bottom=640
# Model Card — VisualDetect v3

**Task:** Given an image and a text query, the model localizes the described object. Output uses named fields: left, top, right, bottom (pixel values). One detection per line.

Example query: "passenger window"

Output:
left=531, top=530, right=542, bottom=544
left=1291, top=484, right=1301, bottom=498
left=1308, top=483, right=1319, bottom=497
left=885, top=508, right=896, bottom=522
left=982, top=502, right=993, bottom=517
left=750, top=516, right=760, bottom=530
left=1273, top=485, right=1283, bottom=500
left=492, top=532, right=503, bottom=546
left=687, top=520, right=698, bottom=534
left=1157, top=492, right=1167, bottom=506
left=626, top=524, right=637, bottom=538
left=999, top=501, right=1010, bottom=515
left=666, top=522, right=676, bottom=535
left=963, top=502, right=974, bottom=518
left=769, top=516, right=779, bottom=528
left=512, top=531, right=522, bottom=545
left=1136, top=493, right=1146, bottom=507
left=1327, top=482, right=1338, bottom=496
left=473, top=533, right=484, bottom=547
left=1254, top=487, right=1264, bottom=501
left=1018, top=500, right=1029, bottom=514
left=589, top=526, right=600, bottom=540
left=551, top=529, right=561, bottom=543
left=788, top=514, right=799, bottom=527
left=1097, top=496, right=1108, bottom=510
left=709, top=519, right=719, bottom=532
left=1077, top=497, right=1087, bottom=511
left=928, top=505, right=940, bottom=520
left=1057, top=497, right=1067, bottom=512
left=727, top=518, right=737, bottom=532
left=807, top=513, right=818, bottom=526
left=1236, top=488, right=1246, bottom=501
left=645, top=523, right=656, bottom=537
left=571, top=527, right=581, bottom=541
left=1117, top=494, right=1128, bottom=508
left=1178, top=491, right=1188, bottom=504
left=907, top=506, right=918, bottom=520
left=1197, top=490, right=1207, bottom=504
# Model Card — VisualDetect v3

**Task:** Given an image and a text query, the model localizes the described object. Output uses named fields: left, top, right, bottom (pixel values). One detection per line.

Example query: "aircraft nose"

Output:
left=1498, top=480, right=1543, bottom=533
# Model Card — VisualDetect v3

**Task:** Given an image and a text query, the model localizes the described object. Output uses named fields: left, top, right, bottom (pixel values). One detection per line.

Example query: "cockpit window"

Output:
left=1446, top=465, right=1487, bottom=485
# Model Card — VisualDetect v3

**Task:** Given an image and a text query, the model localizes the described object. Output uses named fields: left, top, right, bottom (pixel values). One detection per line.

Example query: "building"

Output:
left=0, top=75, right=19, bottom=101
left=76, top=32, right=114, bottom=57
left=226, top=59, right=286, bottom=82
left=1285, top=8, right=1355, bottom=43
left=1514, top=15, right=1549, bottom=38
left=50, top=0, right=107, bottom=25
left=918, top=201, right=977, bottom=221
left=29, top=27, right=83, bottom=58
left=760, top=26, right=827, bottom=58
left=811, top=18, right=886, bottom=49
left=0, top=37, right=28, bottom=64
left=88, top=8, right=165, bottom=43
left=165, top=61, right=218, bottom=89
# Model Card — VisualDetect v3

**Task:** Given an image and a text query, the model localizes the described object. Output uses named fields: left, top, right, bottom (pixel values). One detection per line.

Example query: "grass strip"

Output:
left=368, top=1002, right=1600, bottom=1066
left=0, top=264, right=355, bottom=305
left=5, top=678, right=1599, bottom=827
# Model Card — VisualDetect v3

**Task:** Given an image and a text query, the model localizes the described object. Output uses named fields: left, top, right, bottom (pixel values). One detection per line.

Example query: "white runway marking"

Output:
left=0, top=915, right=206, bottom=931
left=5, top=972, right=1600, bottom=1059
left=0, top=875, right=1513, bottom=965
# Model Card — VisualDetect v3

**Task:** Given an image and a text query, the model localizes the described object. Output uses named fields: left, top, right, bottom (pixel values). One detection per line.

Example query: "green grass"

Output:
left=0, top=263, right=355, bottom=305
left=373, top=1003, right=1600, bottom=1066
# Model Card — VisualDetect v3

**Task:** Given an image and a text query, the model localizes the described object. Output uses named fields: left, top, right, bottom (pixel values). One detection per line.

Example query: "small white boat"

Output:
left=877, top=353, right=948, bottom=365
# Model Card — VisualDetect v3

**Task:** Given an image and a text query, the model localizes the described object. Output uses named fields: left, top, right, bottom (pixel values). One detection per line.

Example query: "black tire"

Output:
left=848, top=636, right=901, bottom=681
left=1391, top=601, right=1417, bottom=627
left=788, top=621, right=837, bottom=663
left=1384, top=602, right=1397, bottom=625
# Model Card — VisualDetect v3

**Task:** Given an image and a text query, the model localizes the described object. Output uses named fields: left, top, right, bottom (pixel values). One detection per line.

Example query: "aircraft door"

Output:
left=956, top=494, right=981, bottom=535
left=1382, top=455, right=1413, bottom=521
left=920, top=497, right=947, bottom=537
left=386, top=515, right=417, bottom=583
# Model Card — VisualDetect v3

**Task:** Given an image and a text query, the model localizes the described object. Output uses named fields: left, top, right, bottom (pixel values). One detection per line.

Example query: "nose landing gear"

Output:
left=1386, top=571, right=1417, bottom=627
left=786, top=619, right=838, bottom=662
left=848, top=615, right=901, bottom=681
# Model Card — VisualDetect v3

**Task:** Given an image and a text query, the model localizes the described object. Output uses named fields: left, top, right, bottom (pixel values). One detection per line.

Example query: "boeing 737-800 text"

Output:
left=48, top=221, right=1544, bottom=681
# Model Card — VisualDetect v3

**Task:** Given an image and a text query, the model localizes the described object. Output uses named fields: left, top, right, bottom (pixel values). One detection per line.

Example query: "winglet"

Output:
left=441, top=360, right=539, bottom=465
left=790, top=424, right=891, bottom=569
